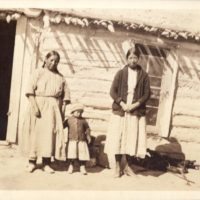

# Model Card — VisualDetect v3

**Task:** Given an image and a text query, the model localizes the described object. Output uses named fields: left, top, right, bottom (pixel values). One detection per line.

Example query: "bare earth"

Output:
left=0, top=138, right=200, bottom=191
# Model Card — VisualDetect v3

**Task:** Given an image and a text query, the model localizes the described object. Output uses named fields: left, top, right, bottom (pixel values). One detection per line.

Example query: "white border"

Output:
left=0, top=0, right=200, bottom=9
left=0, top=1, right=200, bottom=200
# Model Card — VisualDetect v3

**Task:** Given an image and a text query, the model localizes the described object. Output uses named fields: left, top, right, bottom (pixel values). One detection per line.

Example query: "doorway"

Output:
left=0, top=20, right=16, bottom=140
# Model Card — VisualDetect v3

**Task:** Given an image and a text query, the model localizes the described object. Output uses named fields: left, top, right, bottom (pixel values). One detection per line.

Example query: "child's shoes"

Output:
left=80, top=165, right=87, bottom=175
left=67, top=164, right=73, bottom=174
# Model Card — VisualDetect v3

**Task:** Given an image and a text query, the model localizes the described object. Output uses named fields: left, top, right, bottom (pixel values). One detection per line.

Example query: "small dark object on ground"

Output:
left=132, top=148, right=200, bottom=174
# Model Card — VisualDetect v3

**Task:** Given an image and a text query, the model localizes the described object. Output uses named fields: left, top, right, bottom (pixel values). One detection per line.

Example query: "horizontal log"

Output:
left=173, top=98, right=200, bottom=117
left=70, top=90, right=110, bottom=100
left=66, top=77, right=111, bottom=94
left=82, top=109, right=111, bottom=121
left=63, top=70, right=117, bottom=82
left=171, top=127, right=200, bottom=143
left=41, top=48, right=124, bottom=63
left=41, top=34, right=126, bottom=54
left=87, top=119, right=108, bottom=132
left=176, top=80, right=200, bottom=98
left=172, top=115, right=200, bottom=129
left=176, top=90, right=200, bottom=99
left=177, top=80, right=200, bottom=98
left=80, top=97, right=111, bottom=110
left=173, top=107, right=200, bottom=118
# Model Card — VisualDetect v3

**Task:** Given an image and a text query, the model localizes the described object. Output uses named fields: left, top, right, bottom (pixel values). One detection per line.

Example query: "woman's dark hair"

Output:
left=42, top=50, right=60, bottom=70
left=126, top=47, right=140, bottom=60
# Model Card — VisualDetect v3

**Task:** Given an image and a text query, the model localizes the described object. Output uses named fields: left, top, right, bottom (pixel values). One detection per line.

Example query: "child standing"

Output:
left=63, top=103, right=91, bottom=175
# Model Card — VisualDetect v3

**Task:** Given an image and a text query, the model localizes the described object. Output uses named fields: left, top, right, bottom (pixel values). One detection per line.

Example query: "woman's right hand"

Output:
left=33, top=105, right=41, bottom=118
left=28, top=95, right=41, bottom=118
left=120, top=101, right=129, bottom=112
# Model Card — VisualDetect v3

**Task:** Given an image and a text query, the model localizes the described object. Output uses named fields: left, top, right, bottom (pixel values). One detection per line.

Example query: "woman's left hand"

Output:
left=127, top=102, right=140, bottom=112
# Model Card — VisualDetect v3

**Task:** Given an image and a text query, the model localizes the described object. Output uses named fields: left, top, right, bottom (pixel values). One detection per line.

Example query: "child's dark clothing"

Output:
left=64, top=116, right=91, bottom=161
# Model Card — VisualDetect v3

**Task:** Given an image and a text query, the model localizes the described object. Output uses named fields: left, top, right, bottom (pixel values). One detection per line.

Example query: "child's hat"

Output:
left=70, top=103, right=84, bottom=113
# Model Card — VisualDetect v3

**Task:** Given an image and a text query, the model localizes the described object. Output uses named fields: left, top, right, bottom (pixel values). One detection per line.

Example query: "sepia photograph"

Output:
left=0, top=0, right=200, bottom=199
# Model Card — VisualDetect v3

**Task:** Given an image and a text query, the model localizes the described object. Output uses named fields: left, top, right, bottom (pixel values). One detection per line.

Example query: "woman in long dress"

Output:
left=21, top=50, right=70, bottom=173
left=105, top=47, right=151, bottom=178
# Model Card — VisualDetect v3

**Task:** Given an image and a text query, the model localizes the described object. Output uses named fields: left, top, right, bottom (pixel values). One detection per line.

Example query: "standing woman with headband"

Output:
left=105, top=45, right=151, bottom=178
left=22, top=50, right=71, bottom=173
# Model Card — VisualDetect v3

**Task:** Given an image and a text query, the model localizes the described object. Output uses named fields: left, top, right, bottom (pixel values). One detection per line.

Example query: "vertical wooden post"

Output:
left=158, top=49, right=179, bottom=137
left=17, top=19, right=42, bottom=147
left=6, top=16, right=28, bottom=143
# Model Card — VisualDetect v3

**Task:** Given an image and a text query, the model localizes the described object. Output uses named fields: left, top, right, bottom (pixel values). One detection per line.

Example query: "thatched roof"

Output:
left=1, top=8, right=200, bottom=43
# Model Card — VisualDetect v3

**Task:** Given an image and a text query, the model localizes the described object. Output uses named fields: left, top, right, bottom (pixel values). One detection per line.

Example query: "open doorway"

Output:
left=0, top=20, right=16, bottom=140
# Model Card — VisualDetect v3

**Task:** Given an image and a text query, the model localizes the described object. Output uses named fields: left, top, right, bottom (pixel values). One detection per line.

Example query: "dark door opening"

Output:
left=0, top=20, right=16, bottom=140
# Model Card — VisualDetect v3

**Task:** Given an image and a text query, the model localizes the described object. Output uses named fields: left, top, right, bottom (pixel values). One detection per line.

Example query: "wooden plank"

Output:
left=80, top=97, right=112, bottom=110
left=17, top=19, right=41, bottom=147
left=82, top=110, right=110, bottom=121
left=67, top=77, right=111, bottom=94
left=6, top=16, right=28, bottom=143
left=158, top=49, right=179, bottom=137
left=173, top=98, right=200, bottom=117
left=176, top=79, right=200, bottom=98
left=171, top=127, right=200, bottom=143
left=173, top=115, right=200, bottom=129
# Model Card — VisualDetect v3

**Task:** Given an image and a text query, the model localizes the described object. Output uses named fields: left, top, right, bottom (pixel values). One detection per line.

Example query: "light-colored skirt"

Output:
left=104, top=112, right=147, bottom=167
left=21, top=96, right=65, bottom=160
left=66, top=140, right=90, bottom=161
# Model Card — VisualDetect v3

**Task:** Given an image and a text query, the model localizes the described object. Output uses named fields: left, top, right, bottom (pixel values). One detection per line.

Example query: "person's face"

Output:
left=127, top=53, right=139, bottom=69
left=72, top=110, right=83, bottom=118
left=45, top=55, right=59, bottom=72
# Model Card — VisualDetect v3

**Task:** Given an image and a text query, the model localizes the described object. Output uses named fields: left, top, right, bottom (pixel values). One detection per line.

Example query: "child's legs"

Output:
left=28, top=156, right=37, bottom=165
left=80, top=160, right=86, bottom=166
left=42, top=157, right=51, bottom=166
left=68, top=159, right=76, bottom=166
left=79, top=160, right=87, bottom=175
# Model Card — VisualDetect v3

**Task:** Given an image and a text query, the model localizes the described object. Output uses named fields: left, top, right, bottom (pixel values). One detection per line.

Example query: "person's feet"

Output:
left=80, top=165, right=87, bottom=175
left=123, top=165, right=136, bottom=177
left=25, top=163, right=36, bottom=173
left=113, top=169, right=121, bottom=178
left=67, top=164, right=74, bottom=174
left=113, top=162, right=121, bottom=178
left=43, top=165, right=55, bottom=174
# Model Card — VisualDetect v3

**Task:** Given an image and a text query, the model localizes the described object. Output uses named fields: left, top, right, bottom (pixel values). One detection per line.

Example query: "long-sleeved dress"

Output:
left=21, top=67, right=70, bottom=160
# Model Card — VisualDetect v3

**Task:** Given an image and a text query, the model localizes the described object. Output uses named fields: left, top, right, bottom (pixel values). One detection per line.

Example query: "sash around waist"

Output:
left=35, top=94, right=61, bottom=99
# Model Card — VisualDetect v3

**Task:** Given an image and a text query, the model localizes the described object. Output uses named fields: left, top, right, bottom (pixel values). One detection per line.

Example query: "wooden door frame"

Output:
left=6, top=16, right=28, bottom=143
left=158, top=48, right=179, bottom=137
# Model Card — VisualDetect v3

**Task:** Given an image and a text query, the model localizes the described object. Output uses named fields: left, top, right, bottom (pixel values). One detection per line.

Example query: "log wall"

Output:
left=37, top=22, right=161, bottom=137
left=171, top=46, right=200, bottom=143
left=18, top=18, right=200, bottom=143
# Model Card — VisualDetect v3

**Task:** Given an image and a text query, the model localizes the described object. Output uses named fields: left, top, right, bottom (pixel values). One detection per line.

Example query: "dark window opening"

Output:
left=0, top=20, right=16, bottom=140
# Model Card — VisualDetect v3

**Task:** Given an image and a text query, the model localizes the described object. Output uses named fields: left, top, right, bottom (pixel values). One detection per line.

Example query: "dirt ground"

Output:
left=0, top=138, right=200, bottom=192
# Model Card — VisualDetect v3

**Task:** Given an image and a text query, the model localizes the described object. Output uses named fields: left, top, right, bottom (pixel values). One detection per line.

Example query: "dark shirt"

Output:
left=110, top=64, right=151, bottom=117
left=63, top=116, right=90, bottom=142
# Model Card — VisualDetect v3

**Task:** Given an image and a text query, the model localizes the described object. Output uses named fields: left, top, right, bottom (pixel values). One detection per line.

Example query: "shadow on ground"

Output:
left=131, top=137, right=186, bottom=177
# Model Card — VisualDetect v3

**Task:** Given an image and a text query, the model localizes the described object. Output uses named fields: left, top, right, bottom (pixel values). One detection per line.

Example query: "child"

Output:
left=63, top=103, right=91, bottom=175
